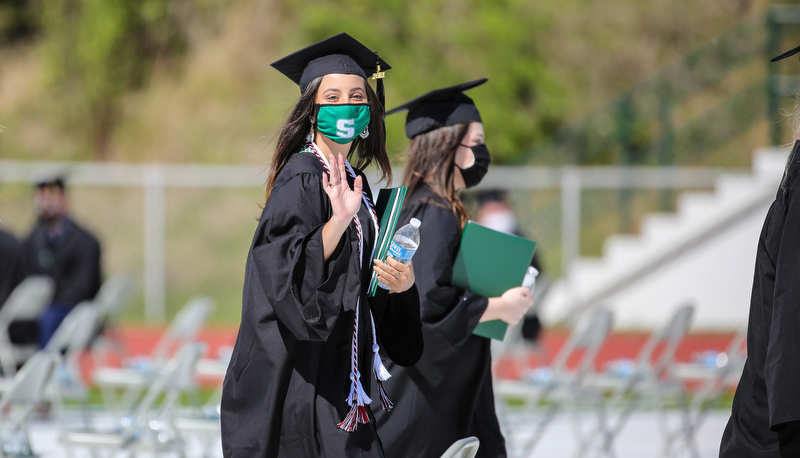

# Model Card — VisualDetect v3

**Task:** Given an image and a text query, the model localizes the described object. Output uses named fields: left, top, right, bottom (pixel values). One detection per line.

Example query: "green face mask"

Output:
left=315, top=104, right=371, bottom=144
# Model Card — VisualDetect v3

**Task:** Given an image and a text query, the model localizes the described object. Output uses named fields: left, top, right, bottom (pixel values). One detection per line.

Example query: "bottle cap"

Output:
left=410, top=218, right=421, bottom=228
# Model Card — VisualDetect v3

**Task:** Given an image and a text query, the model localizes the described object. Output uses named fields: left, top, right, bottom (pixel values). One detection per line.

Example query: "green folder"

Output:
left=451, top=221, right=537, bottom=340
left=367, top=186, right=408, bottom=296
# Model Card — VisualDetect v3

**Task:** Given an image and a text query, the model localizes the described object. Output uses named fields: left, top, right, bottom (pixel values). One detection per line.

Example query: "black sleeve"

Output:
left=59, top=232, right=102, bottom=304
left=0, top=232, right=26, bottom=306
left=767, top=161, right=800, bottom=429
left=250, top=172, right=361, bottom=342
left=777, top=421, right=800, bottom=456
left=402, top=202, right=489, bottom=387
left=374, top=284, right=423, bottom=367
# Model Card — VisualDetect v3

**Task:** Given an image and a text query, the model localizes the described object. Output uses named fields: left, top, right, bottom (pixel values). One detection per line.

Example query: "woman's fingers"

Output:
left=374, top=259, right=399, bottom=278
left=328, top=153, right=339, bottom=187
left=337, top=153, right=348, bottom=186
left=373, top=259, right=414, bottom=293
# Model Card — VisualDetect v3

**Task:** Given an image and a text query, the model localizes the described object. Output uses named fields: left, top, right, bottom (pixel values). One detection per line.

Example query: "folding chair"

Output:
left=90, top=274, right=136, bottom=366
left=589, top=303, right=695, bottom=457
left=668, top=324, right=747, bottom=457
left=0, top=351, right=59, bottom=457
left=491, top=275, right=552, bottom=382
left=440, top=436, right=480, bottom=458
left=173, top=398, right=222, bottom=458
left=93, top=296, right=214, bottom=409
left=93, top=274, right=136, bottom=321
left=494, top=305, right=614, bottom=458
left=173, top=365, right=225, bottom=458
left=60, top=342, right=205, bottom=457
left=45, top=303, right=101, bottom=429
left=0, top=277, right=55, bottom=377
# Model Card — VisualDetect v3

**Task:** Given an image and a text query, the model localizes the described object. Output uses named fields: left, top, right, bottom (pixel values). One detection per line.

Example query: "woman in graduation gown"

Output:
left=720, top=45, right=800, bottom=457
left=220, top=33, right=424, bottom=458
left=374, top=79, right=534, bottom=458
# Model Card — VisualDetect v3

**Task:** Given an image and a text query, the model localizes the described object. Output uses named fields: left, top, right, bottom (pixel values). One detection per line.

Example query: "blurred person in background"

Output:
left=719, top=45, right=800, bottom=457
left=220, top=34, right=423, bottom=457
left=374, top=79, right=534, bottom=458
left=0, top=226, right=27, bottom=307
left=22, top=176, right=102, bottom=348
left=475, top=189, right=545, bottom=343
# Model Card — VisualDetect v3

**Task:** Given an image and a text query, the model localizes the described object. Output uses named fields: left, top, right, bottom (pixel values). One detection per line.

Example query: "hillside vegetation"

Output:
left=0, top=0, right=779, bottom=166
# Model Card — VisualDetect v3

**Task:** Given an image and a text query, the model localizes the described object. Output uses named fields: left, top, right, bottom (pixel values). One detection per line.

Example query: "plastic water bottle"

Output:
left=378, top=218, right=421, bottom=290
left=521, top=265, right=539, bottom=294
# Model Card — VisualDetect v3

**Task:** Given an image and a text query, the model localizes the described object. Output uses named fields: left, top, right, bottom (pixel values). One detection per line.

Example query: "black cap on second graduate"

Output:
left=771, top=44, right=800, bottom=62
left=387, top=78, right=487, bottom=139
left=270, top=33, right=390, bottom=94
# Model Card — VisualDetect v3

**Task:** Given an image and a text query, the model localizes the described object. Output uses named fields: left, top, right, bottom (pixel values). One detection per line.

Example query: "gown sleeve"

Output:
left=766, top=157, right=800, bottom=430
left=59, top=231, right=101, bottom=305
left=371, top=285, right=424, bottom=367
left=250, top=171, right=360, bottom=342
left=404, top=201, right=489, bottom=387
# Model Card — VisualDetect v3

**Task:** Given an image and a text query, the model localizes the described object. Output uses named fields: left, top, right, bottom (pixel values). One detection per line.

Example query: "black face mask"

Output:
left=457, top=143, right=491, bottom=188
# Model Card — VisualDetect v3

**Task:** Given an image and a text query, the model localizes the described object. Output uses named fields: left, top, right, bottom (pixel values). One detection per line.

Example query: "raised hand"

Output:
left=322, top=153, right=363, bottom=223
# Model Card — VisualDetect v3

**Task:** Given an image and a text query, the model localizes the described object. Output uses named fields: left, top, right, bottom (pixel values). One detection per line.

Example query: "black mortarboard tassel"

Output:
left=387, top=78, right=488, bottom=139
left=270, top=33, right=390, bottom=95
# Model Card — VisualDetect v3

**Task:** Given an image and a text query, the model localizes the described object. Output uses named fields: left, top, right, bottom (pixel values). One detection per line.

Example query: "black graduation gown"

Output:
left=0, top=230, right=26, bottom=307
left=220, top=152, right=423, bottom=458
left=720, top=141, right=800, bottom=457
left=374, top=186, right=506, bottom=458
left=22, top=217, right=102, bottom=306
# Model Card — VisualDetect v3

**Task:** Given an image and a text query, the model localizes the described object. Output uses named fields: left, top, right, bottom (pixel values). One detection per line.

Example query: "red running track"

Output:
left=80, top=325, right=741, bottom=388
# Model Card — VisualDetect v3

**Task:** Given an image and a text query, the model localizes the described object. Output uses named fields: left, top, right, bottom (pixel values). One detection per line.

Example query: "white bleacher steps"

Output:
left=541, top=147, right=790, bottom=331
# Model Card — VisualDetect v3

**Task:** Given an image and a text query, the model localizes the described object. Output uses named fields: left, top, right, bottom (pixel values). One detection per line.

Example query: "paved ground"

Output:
left=23, top=409, right=730, bottom=457
left=504, top=409, right=729, bottom=457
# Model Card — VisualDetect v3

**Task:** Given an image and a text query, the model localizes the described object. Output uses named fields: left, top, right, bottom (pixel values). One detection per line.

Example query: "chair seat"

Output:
left=93, top=367, right=153, bottom=388
left=0, top=377, right=14, bottom=393
left=10, top=345, right=37, bottom=363
left=60, top=430, right=186, bottom=452
left=195, top=358, right=228, bottom=378
left=60, top=431, right=129, bottom=447
left=674, top=361, right=742, bottom=381
left=174, top=417, right=221, bottom=433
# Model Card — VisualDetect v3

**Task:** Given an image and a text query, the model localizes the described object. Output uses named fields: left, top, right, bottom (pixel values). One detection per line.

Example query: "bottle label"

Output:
left=388, top=242, right=415, bottom=263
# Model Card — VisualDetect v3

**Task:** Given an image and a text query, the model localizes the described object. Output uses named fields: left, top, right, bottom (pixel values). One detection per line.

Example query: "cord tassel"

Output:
left=310, top=141, right=386, bottom=432
left=337, top=405, right=360, bottom=432
left=369, top=312, right=393, bottom=411
left=355, top=374, right=372, bottom=406
left=372, top=345, right=391, bottom=381
left=377, top=380, right=394, bottom=412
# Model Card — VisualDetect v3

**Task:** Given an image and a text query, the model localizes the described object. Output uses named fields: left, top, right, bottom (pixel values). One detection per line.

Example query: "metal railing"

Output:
left=0, top=160, right=748, bottom=322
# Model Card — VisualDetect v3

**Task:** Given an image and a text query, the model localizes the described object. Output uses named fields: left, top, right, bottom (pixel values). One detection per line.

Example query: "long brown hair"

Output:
left=263, top=76, right=391, bottom=204
left=402, top=123, right=471, bottom=229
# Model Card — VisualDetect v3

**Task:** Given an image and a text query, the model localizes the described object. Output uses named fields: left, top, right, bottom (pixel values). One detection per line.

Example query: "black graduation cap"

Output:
left=386, top=78, right=488, bottom=139
left=771, top=45, right=800, bottom=62
left=475, top=188, right=508, bottom=206
left=270, top=33, right=390, bottom=105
